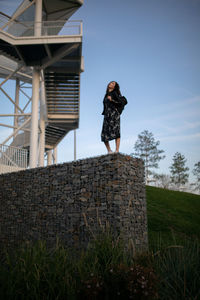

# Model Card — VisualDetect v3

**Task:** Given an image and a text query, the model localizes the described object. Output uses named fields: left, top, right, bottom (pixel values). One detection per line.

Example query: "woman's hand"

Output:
left=107, top=96, right=112, bottom=101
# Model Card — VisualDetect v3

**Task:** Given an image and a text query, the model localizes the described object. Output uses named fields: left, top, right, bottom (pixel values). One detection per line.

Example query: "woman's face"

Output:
left=108, top=81, right=116, bottom=91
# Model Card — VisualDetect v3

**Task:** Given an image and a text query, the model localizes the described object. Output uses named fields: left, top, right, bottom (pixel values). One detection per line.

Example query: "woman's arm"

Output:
left=102, top=96, right=107, bottom=115
left=110, top=91, right=123, bottom=107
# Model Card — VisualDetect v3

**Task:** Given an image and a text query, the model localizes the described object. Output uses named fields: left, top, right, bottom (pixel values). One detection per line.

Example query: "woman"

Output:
left=101, top=81, right=124, bottom=153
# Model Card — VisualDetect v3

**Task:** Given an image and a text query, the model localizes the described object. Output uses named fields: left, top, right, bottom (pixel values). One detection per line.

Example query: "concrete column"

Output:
left=47, top=150, right=52, bottom=165
left=38, top=76, right=46, bottom=167
left=39, top=118, right=45, bottom=166
left=30, top=68, right=40, bottom=168
left=30, top=0, right=42, bottom=168
left=74, top=130, right=76, bottom=160
left=53, top=147, right=57, bottom=164
left=13, top=78, right=20, bottom=138
left=34, top=0, right=42, bottom=37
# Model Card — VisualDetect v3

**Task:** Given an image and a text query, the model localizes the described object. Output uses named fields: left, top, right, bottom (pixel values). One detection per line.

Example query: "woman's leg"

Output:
left=104, top=141, right=112, bottom=153
left=115, top=137, right=120, bottom=152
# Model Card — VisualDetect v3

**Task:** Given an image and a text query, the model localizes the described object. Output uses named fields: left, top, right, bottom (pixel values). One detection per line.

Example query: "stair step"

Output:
left=46, top=86, right=79, bottom=89
left=47, top=97, right=79, bottom=100
left=45, top=77, right=79, bottom=80
left=46, top=86, right=79, bottom=90
left=47, top=108, right=78, bottom=111
left=45, top=73, right=79, bottom=77
left=47, top=104, right=79, bottom=106
left=47, top=100, right=79, bottom=103
left=47, top=98, right=79, bottom=101
left=44, top=71, right=80, bottom=138
left=47, top=105, right=79, bottom=108
left=45, top=79, right=79, bottom=83
left=47, top=109, right=78, bottom=112
left=46, top=91, right=79, bottom=95
left=46, top=83, right=79, bottom=86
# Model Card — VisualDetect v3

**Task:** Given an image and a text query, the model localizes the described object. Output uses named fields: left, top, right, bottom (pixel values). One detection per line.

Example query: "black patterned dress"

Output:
left=101, top=91, right=121, bottom=142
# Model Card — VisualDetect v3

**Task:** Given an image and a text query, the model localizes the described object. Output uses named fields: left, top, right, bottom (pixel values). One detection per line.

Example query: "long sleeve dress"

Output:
left=101, top=90, right=122, bottom=142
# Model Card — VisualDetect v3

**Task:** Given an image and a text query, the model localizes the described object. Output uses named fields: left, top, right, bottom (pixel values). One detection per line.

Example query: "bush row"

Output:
left=0, top=231, right=199, bottom=299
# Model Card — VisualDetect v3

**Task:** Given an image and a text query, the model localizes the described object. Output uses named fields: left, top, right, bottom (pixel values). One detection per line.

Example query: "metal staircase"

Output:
left=0, top=0, right=83, bottom=172
left=45, top=71, right=80, bottom=147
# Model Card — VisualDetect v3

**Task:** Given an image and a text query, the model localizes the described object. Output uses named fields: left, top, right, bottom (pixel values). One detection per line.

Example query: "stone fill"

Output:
left=0, top=153, right=148, bottom=252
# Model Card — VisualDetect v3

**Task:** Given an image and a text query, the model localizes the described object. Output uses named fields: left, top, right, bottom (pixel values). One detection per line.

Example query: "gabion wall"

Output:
left=0, top=153, right=148, bottom=251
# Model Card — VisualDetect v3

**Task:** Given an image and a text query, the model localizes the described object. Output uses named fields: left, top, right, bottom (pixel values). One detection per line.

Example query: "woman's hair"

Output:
left=106, top=81, right=121, bottom=96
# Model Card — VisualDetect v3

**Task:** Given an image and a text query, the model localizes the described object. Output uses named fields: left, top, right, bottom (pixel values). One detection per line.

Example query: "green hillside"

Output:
left=146, top=186, right=200, bottom=249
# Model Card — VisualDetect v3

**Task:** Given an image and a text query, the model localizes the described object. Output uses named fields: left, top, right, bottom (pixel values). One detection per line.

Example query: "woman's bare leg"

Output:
left=115, top=137, right=120, bottom=153
left=104, top=141, right=112, bottom=153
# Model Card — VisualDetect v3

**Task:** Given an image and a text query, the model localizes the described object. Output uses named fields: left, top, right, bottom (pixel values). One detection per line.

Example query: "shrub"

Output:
left=1, top=233, right=198, bottom=299
left=0, top=240, right=76, bottom=299
left=0, top=233, right=158, bottom=300
left=77, top=263, right=158, bottom=300
left=77, top=231, right=158, bottom=299
left=153, top=240, right=200, bottom=300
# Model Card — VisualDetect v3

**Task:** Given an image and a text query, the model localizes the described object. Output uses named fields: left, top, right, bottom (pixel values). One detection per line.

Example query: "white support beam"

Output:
left=44, top=44, right=52, bottom=59
left=40, top=70, right=47, bottom=121
left=20, top=88, right=31, bottom=101
left=0, top=64, right=32, bottom=81
left=22, top=98, right=32, bottom=112
left=0, top=86, right=24, bottom=113
left=74, top=130, right=76, bottom=160
left=20, top=82, right=32, bottom=88
left=39, top=117, right=45, bottom=166
left=47, top=150, right=52, bottom=166
left=29, top=68, right=40, bottom=168
left=0, top=122, right=30, bottom=131
left=48, top=114, right=79, bottom=119
left=1, top=117, right=31, bottom=145
left=29, top=0, right=42, bottom=168
left=38, top=73, right=46, bottom=167
left=0, top=30, right=82, bottom=46
left=34, top=0, right=42, bottom=37
left=42, top=43, right=79, bottom=69
left=20, top=84, right=32, bottom=113
left=0, top=65, right=22, bottom=87
left=53, top=147, right=57, bottom=164
left=13, top=78, right=20, bottom=138
left=45, top=145, right=54, bottom=150
left=1, top=0, right=36, bottom=30
left=0, top=114, right=31, bottom=117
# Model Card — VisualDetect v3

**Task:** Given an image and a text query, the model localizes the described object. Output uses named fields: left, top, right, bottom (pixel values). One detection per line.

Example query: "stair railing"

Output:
left=0, top=17, right=82, bottom=37
left=0, top=144, right=28, bottom=170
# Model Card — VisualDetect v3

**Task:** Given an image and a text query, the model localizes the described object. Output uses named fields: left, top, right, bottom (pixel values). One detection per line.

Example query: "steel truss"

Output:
left=0, top=0, right=83, bottom=173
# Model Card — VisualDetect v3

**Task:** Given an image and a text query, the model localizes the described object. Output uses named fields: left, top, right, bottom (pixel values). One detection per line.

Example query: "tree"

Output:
left=169, top=152, right=189, bottom=188
left=131, top=130, right=165, bottom=183
left=153, top=173, right=171, bottom=189
left=192, top=161, right=200, bottom=193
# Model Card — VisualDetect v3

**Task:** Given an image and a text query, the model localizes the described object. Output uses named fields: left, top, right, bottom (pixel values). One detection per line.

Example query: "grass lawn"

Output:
left=146, top=185, right=200, bottom=249
left=0, top=186, right=199, bottom=299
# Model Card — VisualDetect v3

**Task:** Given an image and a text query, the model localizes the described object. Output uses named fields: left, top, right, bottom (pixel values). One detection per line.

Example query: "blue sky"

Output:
left=0, top=0, right=200, bottom=182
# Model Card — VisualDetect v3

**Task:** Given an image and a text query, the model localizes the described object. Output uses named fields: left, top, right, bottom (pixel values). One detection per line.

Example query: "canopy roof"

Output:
left=43, top=0, right=83, bottom=21
left=11, top=0, right=83, bottom=22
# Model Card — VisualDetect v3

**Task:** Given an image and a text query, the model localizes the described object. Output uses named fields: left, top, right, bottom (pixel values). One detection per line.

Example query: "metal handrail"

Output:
left=0, top=143, right=28, bottom=168
left=0, top=17, right=83, bottom=37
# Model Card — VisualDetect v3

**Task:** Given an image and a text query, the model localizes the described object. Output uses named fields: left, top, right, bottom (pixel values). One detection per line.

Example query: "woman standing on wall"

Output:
left=101, top=81, right=127, bottom=154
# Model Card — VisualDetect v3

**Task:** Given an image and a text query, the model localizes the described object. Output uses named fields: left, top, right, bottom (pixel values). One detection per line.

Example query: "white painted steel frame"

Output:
left=29, top=68, right=40, bottom=168
left=0, top=0, right=83, bottom=171
left=29, top=0, right=42, bottom=168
